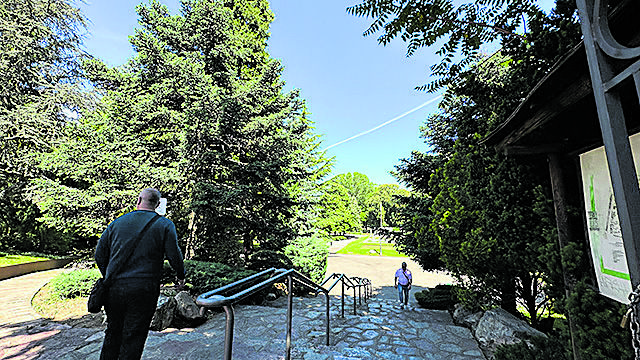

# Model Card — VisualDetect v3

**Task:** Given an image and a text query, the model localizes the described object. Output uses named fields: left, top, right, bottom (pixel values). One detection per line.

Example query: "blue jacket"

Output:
left=95, top=210, right=185, bottom=282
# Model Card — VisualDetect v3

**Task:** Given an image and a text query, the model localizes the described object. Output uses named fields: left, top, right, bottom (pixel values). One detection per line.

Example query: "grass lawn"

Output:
left=0, top=254, right=51, bottom=267
left=337, top=235, right=405, bottom=257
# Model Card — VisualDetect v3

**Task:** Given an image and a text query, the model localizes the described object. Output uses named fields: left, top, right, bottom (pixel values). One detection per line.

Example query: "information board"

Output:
left=579, top=133, right=640, bottom=304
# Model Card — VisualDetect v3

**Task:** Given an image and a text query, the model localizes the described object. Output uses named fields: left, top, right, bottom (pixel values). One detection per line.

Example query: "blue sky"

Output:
left=77, top=0, right=554, bottom=186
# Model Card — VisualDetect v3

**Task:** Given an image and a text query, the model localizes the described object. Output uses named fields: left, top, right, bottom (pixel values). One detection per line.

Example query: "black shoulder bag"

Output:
left=403, top=270, right=412, bottom=290
left=88, top=214, right=161, bottom=313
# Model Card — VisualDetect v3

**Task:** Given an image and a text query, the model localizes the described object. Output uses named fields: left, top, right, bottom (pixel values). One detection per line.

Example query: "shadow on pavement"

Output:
left=373, top=285, right=428, bottom=306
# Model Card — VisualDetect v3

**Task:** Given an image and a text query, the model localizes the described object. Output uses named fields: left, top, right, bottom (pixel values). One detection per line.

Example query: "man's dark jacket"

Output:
left=95, top=210, right=185, bottom=282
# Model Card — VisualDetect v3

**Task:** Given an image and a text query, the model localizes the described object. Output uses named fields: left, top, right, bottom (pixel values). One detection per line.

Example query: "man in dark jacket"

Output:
left=95, top=188, right=185, bottom=359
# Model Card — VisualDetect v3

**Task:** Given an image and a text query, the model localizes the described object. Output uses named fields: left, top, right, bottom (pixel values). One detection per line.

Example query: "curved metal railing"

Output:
left=195, top=268, right=371, bottom=360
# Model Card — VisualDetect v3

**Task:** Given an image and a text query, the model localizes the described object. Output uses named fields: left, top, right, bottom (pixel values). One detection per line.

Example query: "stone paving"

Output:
left=0, top=240, right=480, bottom=360
left=0, top=273, right=485, bottom=360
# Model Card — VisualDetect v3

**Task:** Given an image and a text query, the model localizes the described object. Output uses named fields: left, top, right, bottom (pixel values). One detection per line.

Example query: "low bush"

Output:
left=284, top=234, right=329, bottom=283
left=247, top=250, right=293, bottom=272
left=161, top=260, right=257, bottom=296
left=493, top=335, right=569, bottom=360
left=414, top=284, right=456, bottom=310
left=47, top=268, right=101, bottom=300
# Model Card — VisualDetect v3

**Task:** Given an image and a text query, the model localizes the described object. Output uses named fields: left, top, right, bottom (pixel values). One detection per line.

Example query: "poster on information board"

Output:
left=579, top=133, right=640, bottom=304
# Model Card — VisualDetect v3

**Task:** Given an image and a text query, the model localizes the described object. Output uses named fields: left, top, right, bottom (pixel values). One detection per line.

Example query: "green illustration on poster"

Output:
left=579, top=133, right=640, bottom=304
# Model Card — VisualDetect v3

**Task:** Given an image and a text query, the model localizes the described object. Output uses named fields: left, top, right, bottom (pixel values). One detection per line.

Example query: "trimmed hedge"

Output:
left=414, top=284, right=456, bottom=310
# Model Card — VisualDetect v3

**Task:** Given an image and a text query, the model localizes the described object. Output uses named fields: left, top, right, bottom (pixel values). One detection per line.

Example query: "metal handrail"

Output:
left=196, top=268, right=372, bottom=360
left=319, top=273, right=372, bottom=317
left=196, top=268, right=330, bottom=360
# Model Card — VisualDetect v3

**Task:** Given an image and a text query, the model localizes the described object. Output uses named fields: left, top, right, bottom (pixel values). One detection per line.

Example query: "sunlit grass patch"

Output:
left=337, top=235, right=404, bottom=257
left=0, top=254, right=50, bottom=267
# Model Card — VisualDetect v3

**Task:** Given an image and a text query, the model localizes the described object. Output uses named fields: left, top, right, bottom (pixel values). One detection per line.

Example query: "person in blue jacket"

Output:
left=95, top=188, right=185, bottom=359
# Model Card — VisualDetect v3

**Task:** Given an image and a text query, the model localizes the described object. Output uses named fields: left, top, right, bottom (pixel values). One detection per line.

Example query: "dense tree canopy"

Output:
left=0, top=0, right=91, bottom=252
left=368, top=0, right=633, bottom=357
left=315, top=172, right=409, bottom=234
left=380, top=0, right=582, bottom=319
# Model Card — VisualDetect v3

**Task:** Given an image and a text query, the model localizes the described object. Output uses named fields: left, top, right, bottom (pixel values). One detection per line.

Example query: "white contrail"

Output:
left=323, top=96, right=442, bottom=151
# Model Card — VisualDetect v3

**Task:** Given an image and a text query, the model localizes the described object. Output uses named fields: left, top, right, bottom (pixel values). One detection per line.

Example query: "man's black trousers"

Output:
left=100, top=278, right=159, bottom=360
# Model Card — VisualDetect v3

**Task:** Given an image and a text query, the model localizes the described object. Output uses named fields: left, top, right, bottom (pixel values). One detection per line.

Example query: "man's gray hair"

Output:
left=140, top=188, right=161, bottom=205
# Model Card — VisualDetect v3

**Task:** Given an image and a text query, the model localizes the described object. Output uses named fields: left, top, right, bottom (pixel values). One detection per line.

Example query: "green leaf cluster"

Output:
left=347, top=0, right=544, bottom=92
left=387, top=0, right=582, bottom=326
left=161, top=259, right=256, bottom=296
left=383, top=0, right=633, bottom=357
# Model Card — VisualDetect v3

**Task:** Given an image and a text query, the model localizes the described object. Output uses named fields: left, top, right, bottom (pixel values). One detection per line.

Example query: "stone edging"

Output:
left=0, top=258, right=74, bottom=281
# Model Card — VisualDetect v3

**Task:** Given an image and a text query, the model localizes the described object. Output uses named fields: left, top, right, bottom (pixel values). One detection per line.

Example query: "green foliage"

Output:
left=316, top=178, right=363, bottom=234
left=47, top=269, right=101, bottom=300
left=388, top=0, right=582, bottom=329
left=336, top=235, right=403, bottom=257
left=347, top=0, right=543, bottom=92
left=364, top=184, right=410, bottom=229
left=563, top=281, right=633, bottom=360
left=284, top=234, right=329, bottom=283
left=0, top=0, right=90, bottom=253
left=162, top=260, right=257, bottom=296
left=316, top=173, right=409, bottom=234
left=247, top=250, right=294, bottom=272
left=494, top=335, right=570, bottom=360
left=30, top=0, right=330, bottom=265
left=414, top=284, right=456, bottom=310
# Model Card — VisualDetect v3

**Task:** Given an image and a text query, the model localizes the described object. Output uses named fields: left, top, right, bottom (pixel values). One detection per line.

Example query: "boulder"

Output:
left=150, top=295, right=177, bottom=331
left=452, top=303, right=483, bottom=331
left=475, top=307, right=546, bottom=356
left=172, top=291, right=207, bottom=328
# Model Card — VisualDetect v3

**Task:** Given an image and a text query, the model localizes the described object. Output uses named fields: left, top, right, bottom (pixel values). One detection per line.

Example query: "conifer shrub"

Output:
left=493, top=335, right=569, bottom=360
left=284, top=234, right=329, bottom=283
left=247, top=250, right=293, bottom=272
left=162, top=260, right=256, bottom=296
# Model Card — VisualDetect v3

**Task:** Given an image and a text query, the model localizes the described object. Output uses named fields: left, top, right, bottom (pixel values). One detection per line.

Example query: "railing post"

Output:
left=286, top=275, right=293, bottom=360
left=223, top=305, right=235, bottom=360
left=341, top=279, right=345, bottom=318
left=358, top=283, right=362, bottom=305
left=325, top=293, right=330, bottom=346
left=353, top=286, right=357, bottom=315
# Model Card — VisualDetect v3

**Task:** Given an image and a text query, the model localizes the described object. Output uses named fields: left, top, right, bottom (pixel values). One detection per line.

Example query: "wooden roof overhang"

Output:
left=484, top=2, right=640, bottom=156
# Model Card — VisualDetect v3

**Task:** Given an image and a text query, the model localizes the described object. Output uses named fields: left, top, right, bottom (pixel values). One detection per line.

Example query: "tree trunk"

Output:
left=243, top=233, right=253, bottom=260
left=500, top=277, right=517, bottom=315
left=520, top=274, right=538, bottom=327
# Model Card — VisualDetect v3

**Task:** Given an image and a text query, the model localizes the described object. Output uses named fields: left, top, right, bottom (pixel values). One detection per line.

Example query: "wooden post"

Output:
left=548, top=153, right=582, bottom=360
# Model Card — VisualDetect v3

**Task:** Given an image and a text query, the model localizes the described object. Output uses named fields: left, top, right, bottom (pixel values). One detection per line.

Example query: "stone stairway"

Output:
left=161, top=294, right=486, bottom=360
left=0, top=289, right=485, bottom=359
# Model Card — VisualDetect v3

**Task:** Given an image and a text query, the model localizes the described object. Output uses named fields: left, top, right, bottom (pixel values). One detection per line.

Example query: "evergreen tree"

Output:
left=33, top=0, right=329, bottom=265
left=0, top=0, right=90, bottom=252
